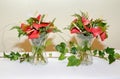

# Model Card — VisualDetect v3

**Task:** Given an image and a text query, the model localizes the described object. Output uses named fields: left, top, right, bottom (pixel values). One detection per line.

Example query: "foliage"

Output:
left=55, top=41, right=120, bottom=67
left=93, top=47, right=120, bottom=64
left=4, top=51, right=31, bottom=63
left=55, top=42, right=68, bottom=60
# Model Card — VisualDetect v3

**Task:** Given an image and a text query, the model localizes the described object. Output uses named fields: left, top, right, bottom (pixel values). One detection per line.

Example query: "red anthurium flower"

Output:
left=21, top=23, right=30, bottom=32
left=100, top=32, right=107, bottom=41
left=91, top=27, right=103, bottom=37
left=26, top=28, right=34, bottom=34
left=82, top=17, right=90, bottom=26
left=71, top=27, right=80, bottom=34
left=40, top=22, right=50, bottom=27
left=83, top=25, right=91, bottom=32
left=33, top=23, right=41, bottom=30
left=37, top=14, right=41, bottom=21
left=33, top=22, right=50, bottom=30
left=28, top=30, right=39, bottom=39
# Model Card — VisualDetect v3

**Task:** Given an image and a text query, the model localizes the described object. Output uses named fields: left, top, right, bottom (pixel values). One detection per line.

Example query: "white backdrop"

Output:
left=0, top=0, right=120, bottom=51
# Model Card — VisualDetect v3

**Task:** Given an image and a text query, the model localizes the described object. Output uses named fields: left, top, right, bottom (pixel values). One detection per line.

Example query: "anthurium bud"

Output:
left=82, top=17, right=90, bottom=26
left=37, top=14, right=41, bottom=21
left=71, top=27, right=80, bottom=34
left=91, top=27, right=103, bottom=37
left=40, top=22, right=50, bottom=27
left=28, top=30, right=39, bottom=39
left=21, top=23, right=30, bottom=32
left=100, top=32, right=107, bottom=41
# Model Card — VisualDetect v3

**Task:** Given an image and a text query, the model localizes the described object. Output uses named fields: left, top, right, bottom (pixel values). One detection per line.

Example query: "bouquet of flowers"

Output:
left=69, top=12, right=108, bottom=41
left=12, top=14, right=59, bottom=39
left=56, top=12, right=120, bottom=66
left=6, top=14, right=60, bottom=64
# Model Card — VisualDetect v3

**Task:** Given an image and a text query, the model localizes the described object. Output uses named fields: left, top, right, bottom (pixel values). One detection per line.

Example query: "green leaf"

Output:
left=60, top=42, right=66, bottom=48
left=93, top=50, right=98, bottom=56
left=3, top=53, right=10, bottom=58
left=55, top=42, right=68, bottom=54
left=58, top=54, right=66, bottom=60
left=99, top=50, right=105, bottom=58
left=72, top=13, right=81, bottom=20
left=20, top=53, right=31, bottom=63
left=11, top=26, right=26, bottom=37
left=67, top=55, right=81, bottom=66
left=108, top=54, right=115, bottom=64
left=52, top=28, right=61, bottom=33
left=40, top=14, right=45, bottom=23
left=27, top=17, right=34, bottom=25
left=77, top=20, right=83, bottom=29
left=10, top=26, right=20, bottom=30
left=70, top=47, right=77, bottom=54
left=105, top=47, right=115, bottom=55
left=82, top=41, right=90, bottom=51
left=55, top=45, right=62, bottom=52
left=4, top=51, right=21, bottom=61
left=114, top=53, right=120, bottom=59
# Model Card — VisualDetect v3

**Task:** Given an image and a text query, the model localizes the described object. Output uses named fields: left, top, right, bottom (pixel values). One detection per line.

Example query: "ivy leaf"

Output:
left=60, top=42, right=66, bottom=48
left=70, top=47, right=77, bottom=54
left=58, top=54, right=66, bottom=60
left=108, top=54, right=115, bottom=64
left=93, top=50, right=97, bottom=56
left=55, top=45, right=63, bottom=52
left=114, top=53, right=120, bottom=59
left=67, top=55, right=81, bottom=66
left=105, top=47, right=115, bottom=55
left=4, top=51, right=21, bottom=61
left=55, top=42, right=67, bottom=54
left=3, top=53, right=10, bottom=58
left=99, top=50, right=105, bottom=58
left=20, top=53, right=31, bottom=63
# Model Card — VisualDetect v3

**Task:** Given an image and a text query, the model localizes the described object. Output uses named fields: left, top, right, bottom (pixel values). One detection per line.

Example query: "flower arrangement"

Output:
left=4, top=14, right=60, bottom=64
left=11, top=14, right=59, bottom=39
left=68, top=12, right=108, bottom=41
left=3, top=12, right=120, bottom=66
left=55, top=12, right=120, bottom=66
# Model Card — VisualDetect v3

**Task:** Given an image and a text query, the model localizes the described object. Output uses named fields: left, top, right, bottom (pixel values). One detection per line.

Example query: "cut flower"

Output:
left=12, top=14, right=60, bottom=39
left=68, top=12, right=109, bottom=41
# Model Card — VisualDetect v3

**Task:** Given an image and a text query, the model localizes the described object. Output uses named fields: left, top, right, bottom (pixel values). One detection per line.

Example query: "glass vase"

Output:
left=76, top=34, right=94, bottom=65
left=30, top=33, right=48, bottom=65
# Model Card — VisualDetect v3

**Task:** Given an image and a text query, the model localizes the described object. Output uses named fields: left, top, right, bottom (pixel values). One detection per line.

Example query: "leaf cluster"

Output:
left=56, top=41, right=120, bottom=67
left=93, top=47, right=120, bottom=64
left=55, top=42, right=68, bottom=60
left=4, top=51, right=31, bottom=63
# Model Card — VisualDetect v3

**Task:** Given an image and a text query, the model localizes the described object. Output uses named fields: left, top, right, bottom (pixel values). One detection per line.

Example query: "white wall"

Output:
left=0, top=0, right=120, bottom=51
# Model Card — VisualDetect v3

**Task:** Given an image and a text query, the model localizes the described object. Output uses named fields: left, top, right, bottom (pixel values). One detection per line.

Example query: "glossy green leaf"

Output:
left=67, top=55, right=80, bottom=66
left=99, top=50, right=105, bottom=58
left=58, top=54, right=66, bottom=60
left=108, top=55, right=115, bottom=64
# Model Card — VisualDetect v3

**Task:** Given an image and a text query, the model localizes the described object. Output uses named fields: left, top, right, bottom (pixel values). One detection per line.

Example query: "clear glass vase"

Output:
left=30, top=33, right=48, bottom=65
left=76, top=34, right=94, bottom=65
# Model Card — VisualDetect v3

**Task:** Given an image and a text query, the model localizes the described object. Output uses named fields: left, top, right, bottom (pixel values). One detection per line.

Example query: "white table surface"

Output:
left=0, top=52, right=120, bottom=79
